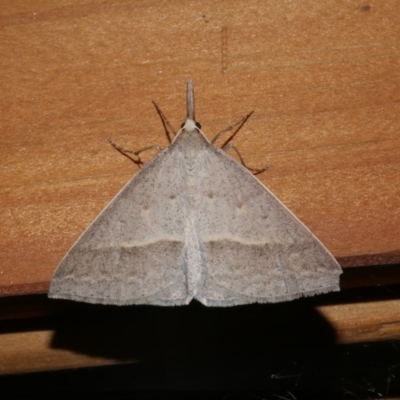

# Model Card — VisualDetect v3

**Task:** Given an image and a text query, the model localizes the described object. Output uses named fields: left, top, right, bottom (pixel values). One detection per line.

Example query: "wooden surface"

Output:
left=2, top=284, right=400, bottom=375
left=0, top=0, right=400, bottom=377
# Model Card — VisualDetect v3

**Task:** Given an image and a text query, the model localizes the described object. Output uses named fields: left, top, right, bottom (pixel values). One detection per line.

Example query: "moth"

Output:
left=49, top=79, right=342, bottom=306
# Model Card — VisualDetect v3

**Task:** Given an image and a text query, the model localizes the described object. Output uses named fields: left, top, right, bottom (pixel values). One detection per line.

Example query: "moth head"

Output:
left=181, top=119, right=201, bottom=131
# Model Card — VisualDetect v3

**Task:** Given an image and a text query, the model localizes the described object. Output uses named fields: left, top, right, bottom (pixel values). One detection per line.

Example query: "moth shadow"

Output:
left=49, top=296, right=338, bottom=362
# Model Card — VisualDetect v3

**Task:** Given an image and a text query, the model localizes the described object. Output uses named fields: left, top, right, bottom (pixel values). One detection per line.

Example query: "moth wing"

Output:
left=194, top=144, right=342, bottom=306
left=49, top=144, right=190, bottom=305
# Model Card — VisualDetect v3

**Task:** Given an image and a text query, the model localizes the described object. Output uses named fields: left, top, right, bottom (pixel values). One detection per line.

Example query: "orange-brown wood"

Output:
left=1, top=290, right=400, bottom=375
left=1, top=0, right=399, bottom=297
left=0, top=0, right=400, bottom=375
left=0, top=328, right=118, bottom=375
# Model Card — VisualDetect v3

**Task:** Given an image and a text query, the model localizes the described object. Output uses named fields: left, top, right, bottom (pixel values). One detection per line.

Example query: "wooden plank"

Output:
left=0, top=329, right=118, bottom=374
left=1, top=288, right=400, bottom=375
left=317, top=299, right=400, bottom=343
left=0, top=1, right=399, bottom=296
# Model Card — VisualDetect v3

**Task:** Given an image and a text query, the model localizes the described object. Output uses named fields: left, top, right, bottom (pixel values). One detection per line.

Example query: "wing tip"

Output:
left=196, top=283, right=341, bottom=307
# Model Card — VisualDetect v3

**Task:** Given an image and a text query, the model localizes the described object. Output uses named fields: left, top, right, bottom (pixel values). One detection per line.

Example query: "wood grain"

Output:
left=0, top=0, right=400, bottom=375
left=1, top=287, right=400, bottom=375
left=0, top=0, right=400, bottom=295
left=1, top=0, right=399, bottom=296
